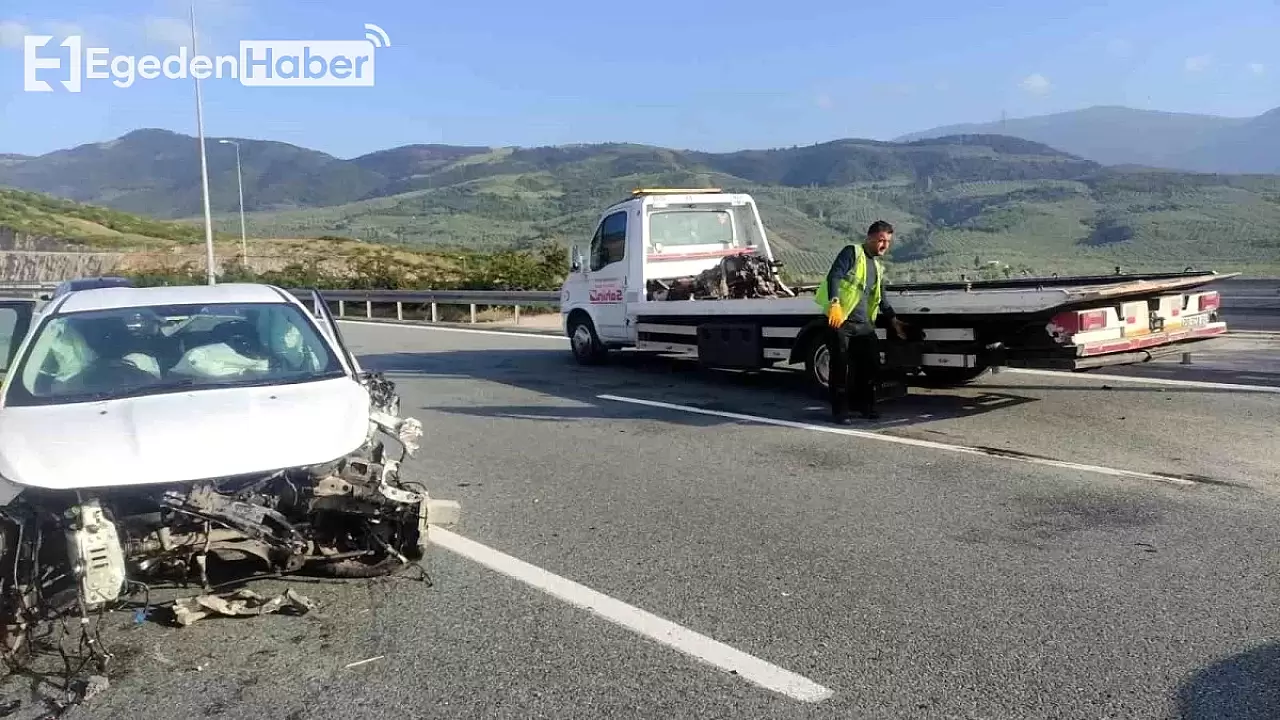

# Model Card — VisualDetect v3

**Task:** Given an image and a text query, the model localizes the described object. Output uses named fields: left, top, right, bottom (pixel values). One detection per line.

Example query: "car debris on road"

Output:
left=0, top=283, right=461, bottom=715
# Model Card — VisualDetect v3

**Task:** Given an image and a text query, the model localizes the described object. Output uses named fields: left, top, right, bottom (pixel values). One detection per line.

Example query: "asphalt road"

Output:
left=29, top=320, right=1275, bottom=720
left=1218, top=278, right=1280, bottom=332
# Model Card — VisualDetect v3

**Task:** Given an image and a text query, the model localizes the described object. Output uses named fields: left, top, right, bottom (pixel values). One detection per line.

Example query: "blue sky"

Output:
left=0, top=0, right=1276, bottom=158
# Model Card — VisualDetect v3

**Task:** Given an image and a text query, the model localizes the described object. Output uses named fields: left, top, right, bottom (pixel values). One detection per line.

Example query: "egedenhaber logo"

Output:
left=22, top=23, right=393, bottom=92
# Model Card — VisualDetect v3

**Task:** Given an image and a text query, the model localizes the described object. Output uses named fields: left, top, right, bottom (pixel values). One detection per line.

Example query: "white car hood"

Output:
left=0, top=376, right=372, bottom=491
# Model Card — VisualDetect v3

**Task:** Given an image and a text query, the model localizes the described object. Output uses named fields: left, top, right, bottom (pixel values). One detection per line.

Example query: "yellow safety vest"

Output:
left=814, top=244, right=884, bottom=323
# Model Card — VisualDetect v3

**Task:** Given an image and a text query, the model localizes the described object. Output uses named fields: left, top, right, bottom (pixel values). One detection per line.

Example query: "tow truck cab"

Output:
left=559, top=188, right=1232, bottom=393
left=561, top=188, right=774, bottom=348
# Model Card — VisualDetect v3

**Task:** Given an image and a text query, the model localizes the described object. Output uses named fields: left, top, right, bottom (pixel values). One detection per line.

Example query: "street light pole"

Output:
left=190, top=0, right=216, bottom=285
left=218, top=139, right=247, bottom=264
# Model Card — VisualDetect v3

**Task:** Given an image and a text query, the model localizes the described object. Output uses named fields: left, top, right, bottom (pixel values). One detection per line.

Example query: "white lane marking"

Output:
left=1002, top=368, right=1280, bottom=394
left=338, top=318, right=567, bottom=341
left=339, top=319, right=1279, bottom=392
left=427, top=526, right=833, bottom=703
left=596, top=394, right=1195, bottom=487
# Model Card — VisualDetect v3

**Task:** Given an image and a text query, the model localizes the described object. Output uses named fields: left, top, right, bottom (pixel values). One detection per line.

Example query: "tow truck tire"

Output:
left=568, top=313, right=607, bottom=365
left=802, top=332, right=832, bottom=396
left=919, top=365, right=989, bottom=387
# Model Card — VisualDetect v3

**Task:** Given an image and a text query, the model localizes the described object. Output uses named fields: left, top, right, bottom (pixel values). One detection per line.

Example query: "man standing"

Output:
left=815, top=220, right=907, bottom=424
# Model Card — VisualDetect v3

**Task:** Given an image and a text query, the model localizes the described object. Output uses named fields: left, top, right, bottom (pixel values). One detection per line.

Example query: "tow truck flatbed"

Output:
left=559, top=188, right=1235, bottom=392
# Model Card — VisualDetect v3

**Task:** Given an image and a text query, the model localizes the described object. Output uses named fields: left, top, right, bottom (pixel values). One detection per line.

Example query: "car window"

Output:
left=4, top=301, right=347, bottom=407
left=0, top=307, right=18, bottom=376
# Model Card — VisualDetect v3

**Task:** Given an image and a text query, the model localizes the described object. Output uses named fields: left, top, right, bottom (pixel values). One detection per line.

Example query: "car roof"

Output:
left=51, top=282, right=298, bottom=314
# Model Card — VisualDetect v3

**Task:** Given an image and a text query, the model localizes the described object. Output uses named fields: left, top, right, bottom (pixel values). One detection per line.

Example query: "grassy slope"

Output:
left=0, top=188, right=211, bottom=249
left=0, top=188, right=469, bottom=281
left=228, top=158, right=1280, bottom=283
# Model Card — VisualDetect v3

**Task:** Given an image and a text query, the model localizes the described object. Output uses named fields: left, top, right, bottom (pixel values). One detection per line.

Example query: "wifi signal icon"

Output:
left=364, top=23, right=391, bottom=48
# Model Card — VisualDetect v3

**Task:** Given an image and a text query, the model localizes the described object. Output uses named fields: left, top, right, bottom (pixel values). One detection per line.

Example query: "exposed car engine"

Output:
left=0, top=371, right=450, bottom=659
left=646, top=252, right=796, bottom=301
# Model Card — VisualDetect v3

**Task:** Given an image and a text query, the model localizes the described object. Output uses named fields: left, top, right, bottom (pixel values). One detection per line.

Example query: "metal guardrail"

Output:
left=284, top=288, right=560, bottom=325
left=302, top=288, right=560, bottom=304
left=0, top=283, right=559, bottom=324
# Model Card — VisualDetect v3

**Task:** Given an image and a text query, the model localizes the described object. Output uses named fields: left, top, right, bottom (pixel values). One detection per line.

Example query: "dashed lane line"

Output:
left=1001, top=367, right=1280, bottom=394
left=595, top=393, right=1197, bottom=487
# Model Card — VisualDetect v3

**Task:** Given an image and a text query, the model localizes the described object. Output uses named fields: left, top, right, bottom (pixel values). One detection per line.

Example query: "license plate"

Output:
left=1180, top=314, right=1209, bottom=329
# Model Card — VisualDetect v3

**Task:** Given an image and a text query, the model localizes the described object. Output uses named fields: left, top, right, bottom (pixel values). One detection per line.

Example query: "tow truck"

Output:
left=559, top=188, right=1233, bottom=394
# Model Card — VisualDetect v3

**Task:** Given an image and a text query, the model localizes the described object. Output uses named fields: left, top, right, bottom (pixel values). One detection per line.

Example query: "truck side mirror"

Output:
left=570, top=247, right=583, bottom=272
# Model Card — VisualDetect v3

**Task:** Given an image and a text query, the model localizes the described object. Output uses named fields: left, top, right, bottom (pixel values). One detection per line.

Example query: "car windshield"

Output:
left=4, top=301, right=347, bottom=407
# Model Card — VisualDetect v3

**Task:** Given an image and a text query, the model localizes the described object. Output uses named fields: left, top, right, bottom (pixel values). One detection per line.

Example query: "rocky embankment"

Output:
left=0, top=228, right=125, bottom=282
left=0, top=228, right=335, bottom=282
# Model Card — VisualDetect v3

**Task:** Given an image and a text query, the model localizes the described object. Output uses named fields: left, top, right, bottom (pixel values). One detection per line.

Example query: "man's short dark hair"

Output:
left=867, top=220, right=894, bottom=236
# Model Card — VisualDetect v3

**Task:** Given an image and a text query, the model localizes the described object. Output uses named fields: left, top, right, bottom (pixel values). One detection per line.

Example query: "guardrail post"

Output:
left=514, top=304, right=521, bottom=325
left=1181, top=352, right=1192, bottom=365
left=365, top=300, right=372, bottom=318
left=338, top=300, right=345, bottom=317
left=470, top=303, right=477, bottom=323
left=396, top=302, right=403, bottom=321
left=431, top=302, right=438, bottom=322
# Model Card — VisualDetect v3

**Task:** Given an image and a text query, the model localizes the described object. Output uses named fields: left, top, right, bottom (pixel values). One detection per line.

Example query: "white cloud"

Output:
left=1249, top=62, right=1265, bottom=75
left=1184, top=54, right=1212, bottom=72
left=1019, top=73, right=1051, bottom=95
left=0, top=21, right=30, bottom=49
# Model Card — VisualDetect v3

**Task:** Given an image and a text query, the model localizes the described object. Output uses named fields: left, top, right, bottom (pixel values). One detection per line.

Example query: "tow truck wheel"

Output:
left=568, top=314, right=607, bottom=365
left=803, top=334, right=832, bottom=395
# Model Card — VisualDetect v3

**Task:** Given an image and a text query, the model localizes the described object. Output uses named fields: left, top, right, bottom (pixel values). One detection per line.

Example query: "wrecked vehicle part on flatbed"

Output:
left=0, top=285, right=460, bottom=712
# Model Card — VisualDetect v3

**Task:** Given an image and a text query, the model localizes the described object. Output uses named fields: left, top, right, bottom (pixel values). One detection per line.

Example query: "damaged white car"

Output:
left=0, top=283, right=458, bottom=647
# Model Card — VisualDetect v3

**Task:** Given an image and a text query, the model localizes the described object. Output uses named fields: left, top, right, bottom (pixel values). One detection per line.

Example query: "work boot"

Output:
left=831, top=398, right=853, bottom=425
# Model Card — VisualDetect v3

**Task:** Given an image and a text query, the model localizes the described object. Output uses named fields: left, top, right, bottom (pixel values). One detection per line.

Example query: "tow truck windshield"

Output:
left=4, top=301, right=346, bottom=407
left=648, top=209, right=736, bottom=247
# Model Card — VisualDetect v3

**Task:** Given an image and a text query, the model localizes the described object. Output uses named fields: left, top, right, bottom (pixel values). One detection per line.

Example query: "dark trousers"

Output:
left=827, top=321, right=880, bottom=417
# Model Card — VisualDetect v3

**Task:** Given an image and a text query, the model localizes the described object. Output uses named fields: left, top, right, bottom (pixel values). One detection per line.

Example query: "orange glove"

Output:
left=826, top=300, right=844, bottom=329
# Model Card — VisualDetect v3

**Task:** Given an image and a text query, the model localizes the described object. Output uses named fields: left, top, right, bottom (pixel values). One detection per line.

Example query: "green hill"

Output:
left=3, top=130, right=1280, bottom=282
left=228, top=140, right=1280, bottom=282
left=0, top=187, right=212, bottom=248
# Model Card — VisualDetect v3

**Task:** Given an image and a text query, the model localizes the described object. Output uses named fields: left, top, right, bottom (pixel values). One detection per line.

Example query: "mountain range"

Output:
left=897, top=105, right=1280, bottom=174
left=0, top=128, right=1104, bottom=220
left=1, top=106, right=1279, bottom=281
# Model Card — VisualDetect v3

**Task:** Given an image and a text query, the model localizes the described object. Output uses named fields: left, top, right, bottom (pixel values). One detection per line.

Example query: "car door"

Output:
left=0, top=299, right=37, bottom=383
left=305, top=289, right=364, bottom=375
left=585, top=210, right=630, bottom=340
